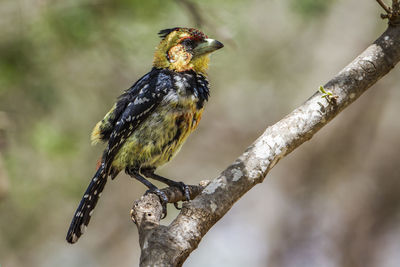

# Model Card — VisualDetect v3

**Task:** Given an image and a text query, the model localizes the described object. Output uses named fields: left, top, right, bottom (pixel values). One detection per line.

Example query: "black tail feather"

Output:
left=66, top=164, right=108, bottom=244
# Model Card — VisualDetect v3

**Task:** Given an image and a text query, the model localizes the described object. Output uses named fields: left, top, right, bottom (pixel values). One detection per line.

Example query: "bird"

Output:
left=66, top=27, right=223, bottom=244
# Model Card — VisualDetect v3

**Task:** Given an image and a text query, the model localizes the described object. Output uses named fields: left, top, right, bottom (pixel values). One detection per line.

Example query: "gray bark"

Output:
left=131, top=8, right=400, bottom=267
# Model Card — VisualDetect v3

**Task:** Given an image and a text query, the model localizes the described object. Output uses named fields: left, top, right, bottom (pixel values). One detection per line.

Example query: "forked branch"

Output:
left=377, top=0, right=400, bottom=24
left=131, top=3, right=400, bottom=266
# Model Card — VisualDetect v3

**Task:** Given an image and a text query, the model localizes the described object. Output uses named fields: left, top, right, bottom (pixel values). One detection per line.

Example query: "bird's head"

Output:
left=153, top=27, right=223, bottom=74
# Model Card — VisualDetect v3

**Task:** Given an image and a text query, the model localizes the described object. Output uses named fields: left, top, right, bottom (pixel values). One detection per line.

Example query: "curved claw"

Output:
left=177, top=182, right=191, bottom=201
left=171, top=182, right=191, bottom=211
left=145, top=188, right=168, bottom=219
left=174, top=202, right=182, bottom=210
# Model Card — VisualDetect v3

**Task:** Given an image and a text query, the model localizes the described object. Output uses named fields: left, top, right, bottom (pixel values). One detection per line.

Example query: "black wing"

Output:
left=95, top=69, right=154, bottom=142
left=66, top=68, right=173, bottom=243
left=102, top=68, right=173, bottom=173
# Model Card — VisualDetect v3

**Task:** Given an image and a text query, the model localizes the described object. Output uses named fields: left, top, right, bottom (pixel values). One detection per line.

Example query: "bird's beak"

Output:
left=193, top=38, right=224, bottom=57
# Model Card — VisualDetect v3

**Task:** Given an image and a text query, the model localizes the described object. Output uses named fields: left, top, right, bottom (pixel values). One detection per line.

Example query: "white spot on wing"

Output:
left=134, top=97, right=150, bottom=105
left=80, top=224, right=87, bottom=234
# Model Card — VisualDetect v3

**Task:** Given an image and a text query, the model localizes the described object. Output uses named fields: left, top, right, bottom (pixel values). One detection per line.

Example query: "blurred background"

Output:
left=1, top=0, right=399, bottom=266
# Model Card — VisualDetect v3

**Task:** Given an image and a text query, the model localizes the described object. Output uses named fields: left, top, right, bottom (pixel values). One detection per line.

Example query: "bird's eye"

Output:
left=180, top=38, right=194, bottom=49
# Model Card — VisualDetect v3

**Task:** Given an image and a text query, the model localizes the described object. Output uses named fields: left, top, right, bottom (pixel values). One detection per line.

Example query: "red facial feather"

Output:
left=186, top=28, right=208, bottom=41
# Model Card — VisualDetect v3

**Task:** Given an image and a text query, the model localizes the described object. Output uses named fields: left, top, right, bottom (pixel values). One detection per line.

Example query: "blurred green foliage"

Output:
left=0, top=1, right=185, bottom=257
left=31, top=122, right=77, bottom=156
left=0, top=38, right=33, bottom=90
left=46, top=6, right=98, bottom=46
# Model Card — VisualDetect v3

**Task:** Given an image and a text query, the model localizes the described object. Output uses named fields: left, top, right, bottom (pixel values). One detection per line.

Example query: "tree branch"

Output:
left=131, top=9, right=400, bottom=267
left=377, top=0, right=392, bottom=14
left=377, top=0, right=400, bottom=24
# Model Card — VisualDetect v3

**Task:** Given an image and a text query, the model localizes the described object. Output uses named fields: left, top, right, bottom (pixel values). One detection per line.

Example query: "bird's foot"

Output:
left=171, top=182, right=191, bottom=210
left=139, top=169, right=191, bottom=210
left=145, top=188, right=168, bottom=219
left=177, top=181, right=191, bottom=202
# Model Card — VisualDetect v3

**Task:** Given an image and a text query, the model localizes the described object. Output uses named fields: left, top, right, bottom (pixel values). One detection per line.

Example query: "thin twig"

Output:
left=377, top=0, right=400, bottom=25
left=377, top=0, right=391, bottom=13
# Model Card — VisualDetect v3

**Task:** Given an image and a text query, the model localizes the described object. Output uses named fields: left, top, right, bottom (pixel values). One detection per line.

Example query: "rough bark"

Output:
left=131, top=5, right=400, bottom=267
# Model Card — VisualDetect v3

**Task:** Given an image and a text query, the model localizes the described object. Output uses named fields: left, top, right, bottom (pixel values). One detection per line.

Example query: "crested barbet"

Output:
left=66, top=27, right=223, bottom=243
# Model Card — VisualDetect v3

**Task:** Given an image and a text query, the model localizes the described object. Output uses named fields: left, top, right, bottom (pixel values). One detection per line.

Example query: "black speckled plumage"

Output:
left=66, top=27, right=222, bottom=244
left=66, top=67, right=209, bottom=243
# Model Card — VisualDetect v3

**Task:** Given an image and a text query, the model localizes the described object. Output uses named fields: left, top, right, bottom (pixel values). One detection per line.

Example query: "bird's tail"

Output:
left=66, top=164, right=108, bottom=244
